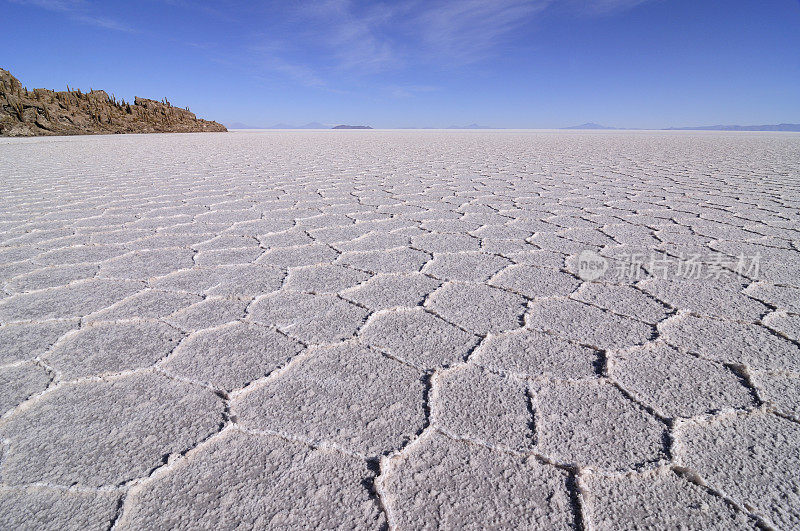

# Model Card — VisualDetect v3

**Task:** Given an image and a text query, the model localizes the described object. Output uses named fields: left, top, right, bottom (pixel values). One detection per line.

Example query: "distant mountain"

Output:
left=271, top=122, right=330, bottom=129
left=562, top=122, right=800, bottom=131
left=225, top=122, right=265, bottom=129
left=447, top=123, right=493, bottom=129
left=333, top=125, right=372, bottom=129
left=665, top=123, right=800, bottom=132
left=562, top=122, right=618, bottom=130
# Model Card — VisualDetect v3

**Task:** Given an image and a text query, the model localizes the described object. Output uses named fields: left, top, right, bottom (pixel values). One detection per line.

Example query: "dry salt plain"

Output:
left=0, top=130, right=799, bottom=530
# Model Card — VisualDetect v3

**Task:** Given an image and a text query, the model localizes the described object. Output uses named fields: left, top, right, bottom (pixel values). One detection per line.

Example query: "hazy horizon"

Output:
left=3, top=0, right=800, bottom=129
left=222, top=121, right=800, bottom=131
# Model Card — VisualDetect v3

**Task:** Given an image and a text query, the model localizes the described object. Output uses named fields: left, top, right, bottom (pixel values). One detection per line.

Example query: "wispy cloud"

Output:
left=11, top=0, right=84, bottom=9
left=265, top=0, right=649, bottom=78
left=412, top=0, right=552, bottom=64
left=72, top=13, right=134, bottom=32
left=386, top=84, right=441, bottom=98
left=251, top=47, right=327, bottom=88
left=568, top=0, right=653, bottom=15
left=292, top=0, right=401, bottom=72
left=285, top=0, right=550, bottom=71
left=10, top=0, right=135, bottom=32
left=188, top=0, right=655, bottom=90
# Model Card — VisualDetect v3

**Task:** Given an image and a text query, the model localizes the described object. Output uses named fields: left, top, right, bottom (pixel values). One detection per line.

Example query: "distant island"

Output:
left=447, top=124, right=493, bottom=129
left=0, top=68, right=226, bottom=137
left=562, top=122, right=619, bottom=130
left=333, top=125, right=373, bottom=129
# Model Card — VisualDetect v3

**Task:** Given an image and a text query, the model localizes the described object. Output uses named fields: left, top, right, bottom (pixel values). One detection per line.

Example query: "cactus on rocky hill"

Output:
left=0, top=67, right=227, bottom=136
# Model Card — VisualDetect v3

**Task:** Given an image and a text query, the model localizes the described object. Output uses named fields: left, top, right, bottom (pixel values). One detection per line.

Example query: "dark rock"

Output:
left=332, top=125, right=373, bottom=129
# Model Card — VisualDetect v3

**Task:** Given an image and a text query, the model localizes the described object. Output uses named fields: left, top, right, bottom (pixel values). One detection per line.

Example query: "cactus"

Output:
left=1, top=68, right=227, bottom=135
left=11, top=100, right=25, bottom=120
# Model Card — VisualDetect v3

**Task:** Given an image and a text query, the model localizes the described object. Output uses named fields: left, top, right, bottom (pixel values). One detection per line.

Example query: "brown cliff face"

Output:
left=0, top=69, right=227, bottom=136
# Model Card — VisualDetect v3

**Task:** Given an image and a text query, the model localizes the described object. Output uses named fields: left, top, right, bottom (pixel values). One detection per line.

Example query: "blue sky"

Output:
left=2, top=0, right=799, bottom=128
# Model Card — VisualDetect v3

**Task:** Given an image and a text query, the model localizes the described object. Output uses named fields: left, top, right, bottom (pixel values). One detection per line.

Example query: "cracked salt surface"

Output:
left=1, top=130, right=799, bottom=529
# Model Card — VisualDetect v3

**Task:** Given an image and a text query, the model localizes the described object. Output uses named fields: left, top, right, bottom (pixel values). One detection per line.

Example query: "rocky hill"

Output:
left=0, top=69, right=226, bottom=136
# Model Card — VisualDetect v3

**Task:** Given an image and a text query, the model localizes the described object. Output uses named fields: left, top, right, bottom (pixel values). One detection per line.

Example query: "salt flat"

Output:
left=0, top=130, right=799, bottom=529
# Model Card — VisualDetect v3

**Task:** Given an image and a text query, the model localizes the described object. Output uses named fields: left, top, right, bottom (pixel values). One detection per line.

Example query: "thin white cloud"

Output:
left=412, top=0, right=553, bottom=64
left=274, top=0, right=638, bottom=75
left=72, top=14, right=135, bottom=32
left=386, top=84, right=441, bottom=98
left=10, top=0, right=85, bottom=10
left=265, top=56, right=326, bottom=88
left=293, top=0, right=402, bottom=72
left=10, top=0, right=135, bottom=32
left=245, top=40, right=326, bottom=87
left=568, top=0, right=653, bottom=15
left=286, top=0, right=549, bottom=70
left=152, top=0, right=656, bottom=90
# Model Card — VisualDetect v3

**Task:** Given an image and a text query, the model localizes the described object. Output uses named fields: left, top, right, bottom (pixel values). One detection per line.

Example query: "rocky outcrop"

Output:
left=0, top=68, right=226, bottom=136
